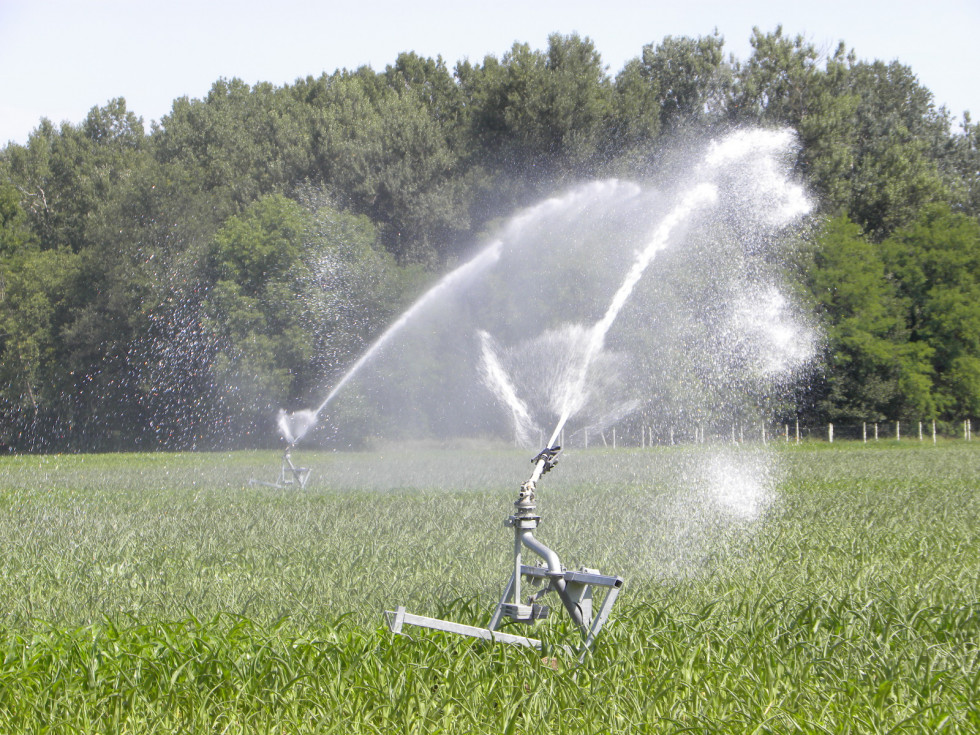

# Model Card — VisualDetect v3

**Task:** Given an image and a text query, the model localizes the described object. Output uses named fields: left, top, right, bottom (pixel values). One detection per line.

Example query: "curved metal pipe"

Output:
left=519, top=530, right=585, bottom=628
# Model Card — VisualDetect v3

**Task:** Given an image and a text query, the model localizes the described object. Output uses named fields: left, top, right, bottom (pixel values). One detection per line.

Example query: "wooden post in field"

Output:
left=933, top=419, right=937, bottom=444
left=612, top=427, right=616, bottom=449
left=862, top=422, right=867, bottom=443
left=918, top=421, right=923, bottom=441
left=762, top=424, right=767, bottom=445
left=584, top=427, right=588, bottom=449
left=784, top=424, right=789, bottom=442
left=896, top=421, right=901, bottom=441
left=828, top=422, right=834, bottom=443
left=795, top=419, right=800, bottom=444
left=670, top=427, right=674, bottom=445
left=874, top=423, right=879, bottom=441
left=648, top=426, right=652, bottom=448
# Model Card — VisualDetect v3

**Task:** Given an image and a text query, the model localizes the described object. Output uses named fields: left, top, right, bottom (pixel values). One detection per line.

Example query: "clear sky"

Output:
left=1, top=0, right=977, bottom=146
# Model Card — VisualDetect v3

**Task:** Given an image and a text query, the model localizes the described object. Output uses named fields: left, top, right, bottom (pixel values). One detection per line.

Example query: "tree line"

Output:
left=1, top=27, right=978, bottom=450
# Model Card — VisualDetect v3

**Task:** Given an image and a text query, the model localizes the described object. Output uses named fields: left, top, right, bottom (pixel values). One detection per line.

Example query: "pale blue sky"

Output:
left=1, top=0, right=977, bottom=146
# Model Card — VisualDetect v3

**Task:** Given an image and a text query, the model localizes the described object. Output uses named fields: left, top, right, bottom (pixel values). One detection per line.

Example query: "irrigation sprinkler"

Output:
left=386, top=444, right=624, bottom=658
left=249, top=410, right=314, bottom=489
left=249, top=445, right=311, bottom=489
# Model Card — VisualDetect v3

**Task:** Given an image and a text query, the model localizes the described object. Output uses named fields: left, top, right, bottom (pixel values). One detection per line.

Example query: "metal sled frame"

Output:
left=249, top=447, right=311, bottom=489
left=386, top=564, right=622, bottom=656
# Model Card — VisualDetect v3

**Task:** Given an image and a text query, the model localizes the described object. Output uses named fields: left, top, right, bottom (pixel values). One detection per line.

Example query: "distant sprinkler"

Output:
left=386, top=442, right=623, bottom=660
left=249, top=409, right=315, bottom=489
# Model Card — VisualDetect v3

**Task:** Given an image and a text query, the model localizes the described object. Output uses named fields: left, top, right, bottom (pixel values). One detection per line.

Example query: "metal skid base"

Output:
left=385, top=564, right=623, bottom=657
left=249, top=448, right=311, bottom=490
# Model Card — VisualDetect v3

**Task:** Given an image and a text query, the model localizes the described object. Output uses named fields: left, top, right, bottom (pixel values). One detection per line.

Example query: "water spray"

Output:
left=384, top=151, right=769, bottom=655
left=281, top=128, right=811, bottom=656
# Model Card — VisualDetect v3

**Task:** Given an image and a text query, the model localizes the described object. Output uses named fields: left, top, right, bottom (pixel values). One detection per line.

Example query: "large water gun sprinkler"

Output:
left=386, top=443, right=623, bottom=658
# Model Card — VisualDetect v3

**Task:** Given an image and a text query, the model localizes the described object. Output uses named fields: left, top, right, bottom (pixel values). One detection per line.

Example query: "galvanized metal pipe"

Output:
left=512, top=533, right=522, bottom=604
left=519, top=529, right=585, bottom=628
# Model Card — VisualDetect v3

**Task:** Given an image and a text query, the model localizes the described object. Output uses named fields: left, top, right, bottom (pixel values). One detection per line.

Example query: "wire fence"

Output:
left=548, top=419, right=975, bottom=449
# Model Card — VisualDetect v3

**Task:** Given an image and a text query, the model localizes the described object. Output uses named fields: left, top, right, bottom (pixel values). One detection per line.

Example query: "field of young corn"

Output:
left=0, top=442, right=977, bottom=733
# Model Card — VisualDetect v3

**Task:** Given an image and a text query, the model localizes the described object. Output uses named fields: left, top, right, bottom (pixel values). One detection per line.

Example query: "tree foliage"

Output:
left=0, top=28, right=978, bottom=449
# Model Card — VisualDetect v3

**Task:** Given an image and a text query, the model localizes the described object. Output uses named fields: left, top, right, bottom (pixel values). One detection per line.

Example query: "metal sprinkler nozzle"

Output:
left=531, top=444, right=561, bottom=476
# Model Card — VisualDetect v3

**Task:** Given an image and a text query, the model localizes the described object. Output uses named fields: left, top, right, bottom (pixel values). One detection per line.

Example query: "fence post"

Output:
left=874, top=423, right=879, bottom=441
left=933, top=419, right=937, bottom=444
left=762, top=424, right=767, bottom=445
left=784, top=424, right=789, bottom=442
left=828, top=422, right=834, bottom=443
left=896, top=421, right=901, bottom=441
left=612, top=427, right=616, bottom=449
left=918, top=421, right=923, bottom=441
left=863, top=422, right=867, bottom=443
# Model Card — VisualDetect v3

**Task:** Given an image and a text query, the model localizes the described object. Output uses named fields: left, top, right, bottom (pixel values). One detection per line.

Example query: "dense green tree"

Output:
left=0, top=185, right=77, bottom=445
left=155, top=78, right=313, bottom=223
left=611, top=58, right=663, bottom=152
left=843, top=61, right=949, bottom=238
left=198, top=191, right=405, bottom=439
left=203, top=194, right=313, bottom=413
left=303, top=66, right=466, bottom=263
left=804, top=215, right=934, bottom=421
left=0, top=183, right=35, bottom=257
left=640, top=33, right=730, bottom=132
left=882, top=204, right=980, bottom=416
left=457, top=33, right=612, bottom=175
left=945, top=114, right=980, bottom=218
left=2, top=99, right=148, bottom=253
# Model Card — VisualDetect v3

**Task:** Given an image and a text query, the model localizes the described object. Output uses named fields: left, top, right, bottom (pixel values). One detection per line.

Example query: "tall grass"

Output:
left=0, top=444, right=977, bottom=732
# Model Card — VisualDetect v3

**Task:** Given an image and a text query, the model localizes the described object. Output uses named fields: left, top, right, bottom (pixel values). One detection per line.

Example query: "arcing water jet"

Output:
left=385, top=128, right=813, bottom=655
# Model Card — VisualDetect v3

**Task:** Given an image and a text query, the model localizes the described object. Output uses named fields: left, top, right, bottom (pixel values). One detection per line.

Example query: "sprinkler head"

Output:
left=507, top=480, right=541, bottom=529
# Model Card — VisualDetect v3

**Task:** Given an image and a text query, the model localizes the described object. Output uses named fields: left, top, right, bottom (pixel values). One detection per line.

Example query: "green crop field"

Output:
left=0, top=443, right=977, bottom=733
